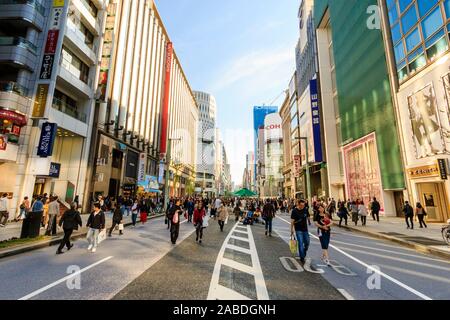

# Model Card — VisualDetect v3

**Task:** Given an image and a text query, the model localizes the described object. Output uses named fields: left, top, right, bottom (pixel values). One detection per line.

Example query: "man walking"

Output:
left=0, top=193, right=9, bottom=227
left=291, top=200, right=310, bottom=264
left=263, top=200, right=275, bottom=237
left=46, top=196, right=60, bottom=236
left=403, top=201, right=414, bottom=230
left=371, top=197, right=381, bottom=222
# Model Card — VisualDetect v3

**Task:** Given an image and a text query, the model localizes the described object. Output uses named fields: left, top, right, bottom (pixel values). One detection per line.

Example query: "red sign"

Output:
left=159, top=42, right=173, bottom=156
left=45, top=30, right=59, bottom=54
left=11, top=125, right=21, bottom=136
left=0, top=109, right=27, bottom=126
left=266, top=124, right=281, bottom=130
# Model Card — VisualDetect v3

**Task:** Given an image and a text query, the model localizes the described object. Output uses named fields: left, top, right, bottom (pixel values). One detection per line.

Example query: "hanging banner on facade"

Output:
left=293, top=155, right=301, bottom=178
left=37, top=122, right=57, bottom=157
left=50, top=7, right=64, bottom=29
left=159, top=42, right=173, bottom=158
left=40, top=54, right=55, bottom=80
left=32, top=84, right=49, bottom=118
left=158, top=160, right=165, bottom=184
left=138, top=153, right=146, bottom=182
left=310, top=79, right=323, bottom=163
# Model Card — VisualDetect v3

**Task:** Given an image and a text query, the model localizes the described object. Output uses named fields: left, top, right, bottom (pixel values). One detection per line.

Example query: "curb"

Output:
left=338, top=224, right=450, bottom=260
left=0, top=214, right=165, bottom=260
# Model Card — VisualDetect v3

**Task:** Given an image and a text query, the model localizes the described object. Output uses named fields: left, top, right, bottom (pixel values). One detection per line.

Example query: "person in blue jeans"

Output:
left=291, top=199, right=311, bottom=264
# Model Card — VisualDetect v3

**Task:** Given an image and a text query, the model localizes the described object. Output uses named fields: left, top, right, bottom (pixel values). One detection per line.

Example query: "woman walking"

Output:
left=351, top=201, right=359, bottom=226
left=131, top=199, right=139, bottom=227
left=16, top=196, right=30, bottom=221
left=416, top=202, right=428, bottom=228
left=315, top=204, right=332, bottom=265
left=193, top=201, right=206, bottom=243
left=217, top=202, right=227, bottom=232
left=358, top=200, right=368, bottom=226
left=108, top=204, right=123, bottom=237
left=140, top=198, right=148, bottom=225
left=233, top=203, right=241, bottom=222
left=168, top=199, right=182, bottom=244
left=86, top=203, right=105, bottom=253
left=56, top=203, right=82, bottom=254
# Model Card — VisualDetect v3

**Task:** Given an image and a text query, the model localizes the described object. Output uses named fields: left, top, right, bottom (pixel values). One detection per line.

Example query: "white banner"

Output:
left=138, top=153, right=146, bottom=182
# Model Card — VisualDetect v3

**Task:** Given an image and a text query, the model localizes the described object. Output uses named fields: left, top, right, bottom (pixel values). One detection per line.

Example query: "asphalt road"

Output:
left=0, top=211, right=448, bottom=300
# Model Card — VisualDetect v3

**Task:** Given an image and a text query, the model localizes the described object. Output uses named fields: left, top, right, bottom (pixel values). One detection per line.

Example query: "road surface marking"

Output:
left=375, top=264, right=450, bottom=285
left=276, top=216, right=433, bottom=301
left=337, top=246, right=450, bottom=271
left=279, top=257, right=304, bottom=273
left=226, top=244, right=252, bottom=254
left=338, top=288, right=355, bottom=300
left=208, top=222, right=269, bottom=300
left=18, top=256, right=114, bottom=300
left=332, top=240, right=450, bottom=264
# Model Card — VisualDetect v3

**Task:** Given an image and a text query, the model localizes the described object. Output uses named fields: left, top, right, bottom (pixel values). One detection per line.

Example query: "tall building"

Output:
left=279, top=90, right=293, bottom=198
left=315, top=0, right=406, bottom=215
left=379, top=0, right=450, bottom=222
left=0, top=0, right=107, bottom=215
left=253, top=105, right=277, bottom=191
left=244, top=151, right=255, bottom=191
left=263, top=113, right=284, bottom=198
left=89, top=0, right=198, bottom=203
left=295, top=0, right=329, bottom=201
left=193, top=90, right=216, bottom=197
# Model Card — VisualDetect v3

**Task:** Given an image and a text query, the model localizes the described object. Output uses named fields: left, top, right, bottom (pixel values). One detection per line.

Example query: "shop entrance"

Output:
left=417, top=182, right=449, bottom=222
left=33, top=178, right=47, bottom=196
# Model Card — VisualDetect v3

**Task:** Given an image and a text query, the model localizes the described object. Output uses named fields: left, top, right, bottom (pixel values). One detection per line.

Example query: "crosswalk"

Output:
left=207, top=221, right=269, bottom=300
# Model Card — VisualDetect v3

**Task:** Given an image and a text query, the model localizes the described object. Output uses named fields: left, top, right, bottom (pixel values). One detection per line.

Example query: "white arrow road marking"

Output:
left=18, top=256, right=114, bottom=300
left=276, top=216, right=433, bottom=300
left=208, top=222, right=269, bottom=300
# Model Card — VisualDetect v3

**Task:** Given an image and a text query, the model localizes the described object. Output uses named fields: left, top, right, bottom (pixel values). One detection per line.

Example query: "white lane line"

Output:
left=229, top=235, right=250, bottom=242
left=332, top=240, right=450, bottom=264
left=222, top=258, right=254, bottom=275
left=215, top=285, right=251, bottom=300
left=338, top=288, right=355, bottom=300
left=246, top=224, right=270, bottom=300
left=18, top=256, right=114, bottom=300
left=276, top=216, right=433, bottom=301
left=226, top=244, right=252, bottom=254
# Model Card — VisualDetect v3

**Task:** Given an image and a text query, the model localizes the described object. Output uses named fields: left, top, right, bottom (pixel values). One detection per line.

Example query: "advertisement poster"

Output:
left=407, top=83, right=448, bottom=159
left=0, top=134, right=7, bottom=151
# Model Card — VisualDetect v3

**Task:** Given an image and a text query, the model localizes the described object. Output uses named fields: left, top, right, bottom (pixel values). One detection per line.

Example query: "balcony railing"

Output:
left=52, top=97, right=87, bottom=123
left=0, top=81, right=28, bottom=96
left=79, top=0, right=97, bottom=17
left=0, top=0, right=45, bottom=15
left=0, top=36, right=37, bottom=53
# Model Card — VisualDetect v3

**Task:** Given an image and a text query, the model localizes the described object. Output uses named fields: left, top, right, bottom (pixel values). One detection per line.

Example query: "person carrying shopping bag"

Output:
left=108, top=204, right=124, bottom=237
left=86, top=203, right=106, bottom=253
left=217, top=203, right=228, bottom=232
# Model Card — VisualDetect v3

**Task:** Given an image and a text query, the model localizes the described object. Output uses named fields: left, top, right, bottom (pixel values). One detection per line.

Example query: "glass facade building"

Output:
left=387, top=0, right=450, bottom=82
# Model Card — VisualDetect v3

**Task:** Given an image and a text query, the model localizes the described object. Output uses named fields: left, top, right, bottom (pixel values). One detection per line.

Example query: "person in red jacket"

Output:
left=193, top=201, right=206, bottom=244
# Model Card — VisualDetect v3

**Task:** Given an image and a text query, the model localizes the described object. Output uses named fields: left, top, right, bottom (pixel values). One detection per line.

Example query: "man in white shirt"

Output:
left=0, top=193, right=9, bottom=227
left=46, top=196, right=60, bottom=235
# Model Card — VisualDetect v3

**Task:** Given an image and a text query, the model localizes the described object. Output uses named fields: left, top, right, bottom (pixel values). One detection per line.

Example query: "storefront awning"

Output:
left=0, top=108, right=27, bottom=126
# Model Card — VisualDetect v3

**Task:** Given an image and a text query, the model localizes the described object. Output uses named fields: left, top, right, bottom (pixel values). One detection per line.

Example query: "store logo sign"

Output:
left=33, top=84, right=49, bottom=118
left=37, top=122, right=57, bottom=157
left=438, top=159, right=448, bottom=180
left=49, top=162, right=61, bottom=178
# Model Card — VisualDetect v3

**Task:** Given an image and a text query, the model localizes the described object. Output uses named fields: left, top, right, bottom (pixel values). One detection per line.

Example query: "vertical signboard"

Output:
left=37, top=122, right=58, bottom=157
left=159, top=42, right=173, bottom=158
left=293, top=155, right=301, bottom=178
left=32, top=84, right=49, bottom=118
left=138, top=153, right=146, bottom=182
left=310, top=79, right=323, bottom=163
left=438, top=159, right=448, bottom=180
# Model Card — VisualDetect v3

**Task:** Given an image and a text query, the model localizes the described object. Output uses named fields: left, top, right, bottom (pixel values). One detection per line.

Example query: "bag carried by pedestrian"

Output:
left=173, top=211, right=179, bottom=224
left=289, top=235, right=297, bottom=257
left=97, top=229, right=107, bottom=244
left=202, top=215, right=209, bottom=228
left=119, top=223, right=124, bottom=231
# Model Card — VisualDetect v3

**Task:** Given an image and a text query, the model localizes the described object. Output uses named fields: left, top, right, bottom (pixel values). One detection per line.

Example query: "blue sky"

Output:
left=155, top=0, right=299, bottom=184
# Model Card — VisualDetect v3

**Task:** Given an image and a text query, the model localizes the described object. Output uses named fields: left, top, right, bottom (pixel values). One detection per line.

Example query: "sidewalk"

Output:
left=337, top=216, right=450, bottom=259
left=0, top=211, right=165, bottom=259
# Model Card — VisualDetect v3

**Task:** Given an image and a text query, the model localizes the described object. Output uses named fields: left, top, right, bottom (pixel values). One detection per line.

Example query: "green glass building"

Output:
left=315, top=0, right=405, bottom=214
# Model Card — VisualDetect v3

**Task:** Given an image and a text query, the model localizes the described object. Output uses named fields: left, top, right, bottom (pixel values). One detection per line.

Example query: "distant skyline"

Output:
left=154, top=0, right=299, bottom=183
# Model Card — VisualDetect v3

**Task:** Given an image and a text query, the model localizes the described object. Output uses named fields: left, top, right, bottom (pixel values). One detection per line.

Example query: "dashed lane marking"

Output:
left=338, top=288, right=355, bottom=300
left=207, top=222, right=269, bottom=300
left=276, top=216, right=433, bottom=301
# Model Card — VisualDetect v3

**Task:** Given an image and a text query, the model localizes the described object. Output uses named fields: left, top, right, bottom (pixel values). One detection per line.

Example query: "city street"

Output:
left=1, top=213, right=449, bottom=301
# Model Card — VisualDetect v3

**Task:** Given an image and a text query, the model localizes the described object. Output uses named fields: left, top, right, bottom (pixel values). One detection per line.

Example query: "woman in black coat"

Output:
left=56, top=203, right=82, bottom=254
left=109, top=204, right=123, bottom=236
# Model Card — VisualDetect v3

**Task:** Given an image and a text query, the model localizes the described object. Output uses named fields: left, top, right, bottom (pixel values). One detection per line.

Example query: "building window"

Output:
left=387, top=0, right=450, bottom=82
left=61, top=46, right=90, bottom=84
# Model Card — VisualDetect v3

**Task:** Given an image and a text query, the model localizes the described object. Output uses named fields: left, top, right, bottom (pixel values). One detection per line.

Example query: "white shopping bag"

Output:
left=202, top=215, right=209, bottom=228
left=97, top=229, right=107, bottom=244
left=225, top=216, right=229, bottom=225
left=118, top=223, right=124, bottom=231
